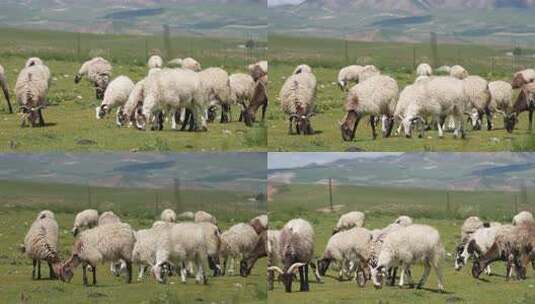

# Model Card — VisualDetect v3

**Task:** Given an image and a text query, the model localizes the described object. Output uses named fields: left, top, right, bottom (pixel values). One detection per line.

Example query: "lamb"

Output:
left=513, top=211, right=534, bottom=226
left=268, top=218, right=315, bottom=292
left=318, top=227, right=372, bottom=286
left=454, top=223, right=500, bottom=275
left=229, top=73, right=255, bottom=122
left=416, top=63, right=433, bottom=77
left=15, top=62, right=51, bottom=127
left=21, top=210, right=61, bottom=280
left=0, top=64, right=13, bottom=113
left=464, top=76, right=492, bottom=131
left=450, top=65, right=469, bottom=79
left=160, top=209, right=177, bottom=223
left=461, top=216, right=484, bottom=243
left=148, top=55, right=164, bottom=69
left=293, top=64, right=312, bottom=75
left=400, top=76, right=467, bottom=139
left=169, top=57, right=202, bottom=72
left=25, top=57, right=44, bottom=68
left=280, top=68, right=316, bottom=135
left=337, top=65, right=363, bottom=90
left=75, top=57, right=112, bottom=100
left=249, top=214, right=269, bottom=234
left=98, top=211, right=121, bottom=225
left=95, top=75, right=135, bottom=126
left=333, top=211, right=365, bottom=234
left=72, top=209, right=99, bottom=236
left=370, top=224, right=445, bottom=292
left=220, top=223, right=259, bottom=275
left=199, top=67, right=232, bottom=124
left=511, top=69, right=535, bottom=89
left=194, top=210, right=217, bottom=225
left=59, top=223, right=135, bottom=286
left=487, top=80, right=515, bottom=133
left=243, top=79, right=268, bottom=127
left=340, top=75, right=399, bottom=141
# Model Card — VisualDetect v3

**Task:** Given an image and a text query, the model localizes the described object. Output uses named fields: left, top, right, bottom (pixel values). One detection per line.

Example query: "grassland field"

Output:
left=0, top=180, right=267, bottom=304
left=268, top=35, right=535, bottom=152
left=268, top=183, right=535, bottom=304
left=0, top=27, right=267, bottom=152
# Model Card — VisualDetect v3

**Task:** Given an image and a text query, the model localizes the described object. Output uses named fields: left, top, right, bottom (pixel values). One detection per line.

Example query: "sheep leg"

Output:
left=195, top=260, right=207, bottom=285
left=38, top=109, right=45, bottom=127
left=485, top=108, right=493, bottom=131
left=529, top=109, right=533, bottom=132
left=389, top=267, right=397, bottom=286
left=180, top=266, right=187, bottom=283
left=309, top=262, right=322, bottom=283
left=298, top=264, right=309, bottom=292
left=370, top=115, right=377, bottom=140
left=485, top=265, right=492, bottom=276
left=437, top=117, right=444, bottom=138
left=32, top=259, right=37, bottom=280
left=267, top=269, right=275, bottom=290
left=48, top=262, right=57, bottom=279
left=82, top=263, right=88, bottom=286
left=288, top=117, right=294, bottom=135
left=261, top=102, right=267, bottom=121
left=125, top=261, right=132, bottom=284
left=417, top=262, right=431, bottom=289
left=92, top=265, right=97, bottom=285
left=37, top=260, right=42, bottom=280
left=432, top=262, right=445, bottom=292
left=138, top=265, right=146, bottom=281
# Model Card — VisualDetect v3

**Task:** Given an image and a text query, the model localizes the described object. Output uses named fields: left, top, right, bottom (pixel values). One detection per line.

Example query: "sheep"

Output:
left=461, top=216, right=484, bottom=243
left=248, top=60, right=268, bottom=75
left=198, top=67, right=232, bottom=124
left=95, top=75, right=135, bottom=126
left=512, top=69, right=535, bottom=89
left=59, top=223, right=135, bottom=286
left=394, top=82, right=427, bottom=136
left=416, top=63, right=433, bottom=77
left=394, top=215, right=413, bottom=226
left=148, top=55, right=164, bottom=69
left=177, top=211, right=195, bottom=221
left=239, top=230, right=267, bottom=277
left=268, top=218, right=315, bottom=293
left=160, top=209, right=177, bottom=223
left=229, top=73, right=255, bottom=123
left=280, top=68, right=316, bottom=135
left=370, top=224, right=445, bottom=292
left=450, top=65, right=469, bottom=79
left=15, top=62, right=51, bottom=127
left=463, top=76, right=492, bottom=131
left=454, top=223, right=500, bottom=275
left=293, top=64, right=312, bottom=75
left=21, top=211, right=61, bottom=280
left=510, top=222, right=535, bottom=279
left=72, top=209, right=99, bottom=236
left=136, top=68, right=206, bottom=132
left=341, top=75, right=399, bottom=141
left=400, top=76, right=467, bottom=139
left=512, top=83, right=535, bottom=131
left=337, top=65, right=363, bottom=90
left=169, top=57, right=202, bottom=72
left=243, top=79, right=268, bottom=127
left=249, top=214, right=268, bottom=234
left=25, top=57, right=44, bottom=68
left=513, top=211, right=534, bottom=226
left=317, top=227, right=372, bottom=286
left=333, top=211, right=365, bottom=234
left=75, top=57, right=112, bottom=100
left=487, top=80, right=515, bottom=133
left=119, top=78, right=146, bottom=127
left=132, top=222, right=175, bottom=281
left=220, top=223, right=259, bottom=275
left=98, top=211, right=121, bottom=225
left=0, top=64, right=12, bottom=113
left=358, top=65, right=381, bottom=82
left=194, top=210, right=217, bottom=225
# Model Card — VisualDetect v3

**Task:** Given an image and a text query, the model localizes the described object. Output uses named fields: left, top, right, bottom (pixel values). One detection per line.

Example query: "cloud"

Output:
left=268, top=0, right=305, bottom=7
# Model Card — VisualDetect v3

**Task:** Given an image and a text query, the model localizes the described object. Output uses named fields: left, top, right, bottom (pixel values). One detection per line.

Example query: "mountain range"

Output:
left=296, top=0, right=535, bottom=11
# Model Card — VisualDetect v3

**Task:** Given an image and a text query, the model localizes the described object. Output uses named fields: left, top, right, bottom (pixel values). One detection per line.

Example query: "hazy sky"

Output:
left=268, top=0, right=305, bottom=7
left=268, top=153, right=401, bottom=169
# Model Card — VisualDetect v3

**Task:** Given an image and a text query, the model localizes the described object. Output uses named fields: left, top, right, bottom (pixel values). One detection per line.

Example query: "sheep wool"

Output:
left=293, top=64, right=312, bottom=75
left=280, top=71, right=316, bottom=116
left=0, top=64, right=11, bottom=113
left=160, top=209, right=176, bottom=223
left=513, top=211, right=534, bottom=226
left=489, top=80, right=514, bottom=115
left=229, top=73, right=255, bottom=110
left=194, top=210, right=217, bottom=225
left=220, top=223, right=259, bottom=275
left=512, top=69, right=535, bottom=89
left=450, top=65, right=469, bottom=79
left=416, top=63, right=433, bottom=77
left=334, top=211, right=365, bottom=233
left=75, top=57, right=113, bottom=99
left=72, top=209, right=99, bottom=236
left=25, top=57, right=44, bottom=68
left=98, top=211, right=121, bottom=225
left=148, top=55, right=164, bottom=69
left=337, top=65, right=364, bottom=89
left=461, top=216, right=484, bottom=242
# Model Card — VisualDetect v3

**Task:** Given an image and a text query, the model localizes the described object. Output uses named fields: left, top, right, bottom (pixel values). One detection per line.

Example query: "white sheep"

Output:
left=98, top=211, right=121, bottom=225
left=160, top=209, right=177, bottom=223
left=394, top=82, right=427, bottom=136
left=416, top=63, right=433, bottom=77
left=401, top=76, right=467, bottom=139
left=0, top=64, right=12, bottom=113
left=293, top=64, right=312, bottom=75
left=280, top=68, right=317, bottom=135
left=461, top=216, right=484, bottom=243
left=21, top=210, right=61, bottom=280
left=15, top=62, right=51, bottom=127
left=25, top=57, right=44, bottom=68
left=450, top=65, right=469, bottom=79
left=337, top=65, right=363, bottom=90
left=512, top=69, right=535, bottom=89
left=119, top=78, right=146, bottom=127
left=371, top=224, right=445, bottom=292
left=131, top=222, right=174, bottom=281
left=488, top=80, right=515, bottom=132
left=199, top=67, right=232, bottom=124
left=394, top=215, right=413, bottom=226
left=229, top=73, right=256, bottom=122
left=75, top=57, right=113, bottom=100
left=148, top=55, right=164, bottom=69
left=95, top=75, right=135, bottom=126
left=463, top=76, right=492, bottom=131
left=220, top=223, right=259, bottom=275
left=333, top=211, right=365, bottom=234
left=341, top=75, right=399, bottom=141
left=59, top=223, right=135, bottom=285
left=169, top=57, right=202, bottom=72
left=194, top=210, right=217, bottom=225
left=513, top=211, right=534, bottom=226
left=72, top=209, right=99, bottom=236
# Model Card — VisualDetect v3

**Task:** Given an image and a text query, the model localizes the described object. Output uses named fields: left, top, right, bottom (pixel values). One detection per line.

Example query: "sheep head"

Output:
left=512, top=73, right=528, bottom=89
left=95, top=105, right=108, bottom=119
left=340, top=110, right=361, bottom=142
left=317, top=258, right=332, bottom=276
left=268, top=263, right=306, bottom=293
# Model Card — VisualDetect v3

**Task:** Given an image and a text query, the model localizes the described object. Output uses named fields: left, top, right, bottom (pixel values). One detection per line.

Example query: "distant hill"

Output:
left=297, top=0, right=535, bottom=11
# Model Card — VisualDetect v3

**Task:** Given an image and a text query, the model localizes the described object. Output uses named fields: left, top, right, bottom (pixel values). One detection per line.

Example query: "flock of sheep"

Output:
left=21, top=208, right=268, bottom=286
left=279, top=62, right=535, bottom=141
left=0, top=55, right=268, bottom=131
left=265, top=210, right=535, bottom=293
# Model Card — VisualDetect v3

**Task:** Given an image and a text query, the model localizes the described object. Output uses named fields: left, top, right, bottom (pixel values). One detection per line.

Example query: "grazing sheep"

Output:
left=318, top=227, right=372, bottom=286
left=464, top=76, right=492, bottom=131
left=194, top=210, right=217, bottom=225
left=59, top=223, right=135, bottom=286
left=370, top=224, right=445, bottom=292
left=15, top=62, right=51, bottom=127
left=75, top=57, right=113, bottom=100
left=513, top=211, right=534, bottom=226
left=0, top=64, right=12, bottom=113
left=488, top=80, right=515, bottom=133
left=169, top=57, right=202, bottom=72
left=461, top=216, right=484, bottom=243
left=220, top=223, right=259, bottom=275
left=243, top=79, right=268, bottom=127
left=394, top=82, right=427, bottom=136
left=280, top=69, right=316, bottom=135
left=268, top=218, right=315, bottom=293
left=333, top=211, right=365, bottom=234
left=25, top=57, right=44, bottom=68
left=72, top=209, right=99, bottom=236
left=416, top=63, right=433, bottom=77
left=132, top=222, right=175, bottom=281
left=160, top=209, right=176, bottom=223
left=239, top=230, right=267, bottom=277
left=454, top=223, right=500, bottom=275
left=148, top=55, right=164, bottom=69
left=510, top=222, right=535, bottom=279
left=95, top=76, right=135, bottom=126
left=229, top=73, right=255, bottom=122
left=450, top=65, right=469, bottom=79
left=400, top=76, right=467, bottom=139
left=199, top=67, right=232, bottom=124
left=337, top=65, right=363, bottom=90
left=512, top=84, right=535, bottom=131
left=512, top=69, right=535, bottom=89
left=341, top=75, right=399, bottom=141
left=249, top=214, right=268, bottom=234
left=119, top=78, right=146, bottom=127
left=293, top=64, right=312, bottom=75
left=98, top=211, right=121, bottom=225
left=471, top=224, right=518, bottom=280
left=177, top=211, right=195, bottom=221
left=21, top=211, right=61, bottom=280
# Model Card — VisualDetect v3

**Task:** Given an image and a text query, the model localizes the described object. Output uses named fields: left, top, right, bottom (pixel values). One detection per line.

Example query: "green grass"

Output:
left=268, top=37, right=535, bottom=151
left=0, top=180, right=266, bottom=304
left=0, top=27, right=267, bottom=152
left=268, top=183, right=535, bottom=304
